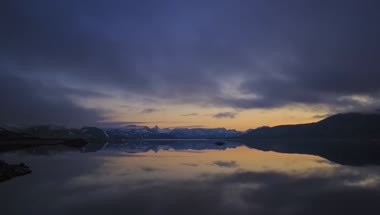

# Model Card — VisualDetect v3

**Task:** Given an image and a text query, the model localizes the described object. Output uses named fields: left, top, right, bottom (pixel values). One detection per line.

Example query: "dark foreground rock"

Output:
left=0, top=160, right=31, bottom=183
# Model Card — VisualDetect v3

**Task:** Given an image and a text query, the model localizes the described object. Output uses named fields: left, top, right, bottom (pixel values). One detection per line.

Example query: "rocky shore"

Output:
left=0, top=160, right=32, bottom=183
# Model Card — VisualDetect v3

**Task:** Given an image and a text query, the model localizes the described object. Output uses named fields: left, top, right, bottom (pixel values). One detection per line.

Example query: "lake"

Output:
left=1, top=140, right=380, bottom=215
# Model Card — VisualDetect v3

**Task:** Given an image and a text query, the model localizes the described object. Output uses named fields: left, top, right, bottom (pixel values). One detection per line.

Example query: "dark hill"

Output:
left=0, top=127, right=37, bottom=140
left=240, top=112, right=380, bottom=140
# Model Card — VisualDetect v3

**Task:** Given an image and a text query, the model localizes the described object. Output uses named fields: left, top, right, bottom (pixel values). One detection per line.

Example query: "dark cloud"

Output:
left=119, top=105, right=132, bottom=108
left=213, top=112, right=237, bottom=119
left=171, top=125, right=206, bottom=129
left=181, top=113, right=199, bottom=117
left=140, top=166, right=161, bottom=172
left=141, top=108, right=161, bottom=114
left=313, top=114, right=333, bottom=119
left=212, top=160, right=239, bottom=168
left=97, top=121, right=151, bottom=127
left=0, top=72, right=105, bottom=127
left=99, top=121, right=187, bottom=128
left=181, top=163, right=199, bottom=167
left=1, top=0, right=380, bottom=124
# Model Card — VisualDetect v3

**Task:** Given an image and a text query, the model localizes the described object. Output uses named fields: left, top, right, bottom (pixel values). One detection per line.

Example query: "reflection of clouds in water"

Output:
left=222, top=183, right=262, bottom=210
left=181, top=163, right=199, bottom=167
left=213, top=161, right=239, bottom=168
left=345, top=175, right=380, bottom=188
left=60, top=164, right=380, bottom=215
left=177, top=150, right=205, bottom=153
left=141, top=166, right=161, bottom=172
left=314, top=160, right=338, bottom=165
left=121, top=153, right=150, bottom=157
left=57, top=169, right=380, bottom=215
left=2, top=146, right=380, bottom=215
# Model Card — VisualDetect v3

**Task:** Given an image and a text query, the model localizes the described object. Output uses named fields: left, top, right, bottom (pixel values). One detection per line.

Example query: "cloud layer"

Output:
left=213, top=112, right=237, bottom=119
left=1, top=0, right=380, bottom=125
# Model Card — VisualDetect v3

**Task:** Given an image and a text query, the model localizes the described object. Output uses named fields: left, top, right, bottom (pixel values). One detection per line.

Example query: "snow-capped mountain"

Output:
left=104, top=125, right=175, bottom=140
left=105, top=125, right=242, bottom=140
left=5, top=124, right=242, bottom=141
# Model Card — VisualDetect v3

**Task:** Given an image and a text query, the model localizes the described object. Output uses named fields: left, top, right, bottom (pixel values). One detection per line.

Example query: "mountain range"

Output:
left=1, top=112, right=380, bottom=141
left=2, top=112, right=380, bottom=165
left=0, top=125, right=242, bottom=141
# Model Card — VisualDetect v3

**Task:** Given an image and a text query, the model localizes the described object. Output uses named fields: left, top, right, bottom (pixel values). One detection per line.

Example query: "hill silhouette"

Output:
left=240, top=112, right=380, bottom=140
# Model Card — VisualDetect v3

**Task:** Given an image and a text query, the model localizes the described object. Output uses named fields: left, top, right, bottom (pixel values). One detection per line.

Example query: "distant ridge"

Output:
left=0, top=127, right=37, bottom=140
left=240, top=112, right=380, bottom=140
left=3, top=112, right=380, bottom=141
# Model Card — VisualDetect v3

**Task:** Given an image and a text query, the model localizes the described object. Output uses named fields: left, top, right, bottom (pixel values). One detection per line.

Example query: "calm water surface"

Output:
left=1, top=140, right=380, bottom=215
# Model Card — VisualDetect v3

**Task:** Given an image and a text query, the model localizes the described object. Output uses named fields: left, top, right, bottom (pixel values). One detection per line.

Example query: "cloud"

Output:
left=181, top=163, right=199, bottom=167
left=212, top=161, right=239, bottom=168
left=313, top=114, right=333, bottom=119
left=141, top=108, right=161, bottom=114
left=119, top=105, right=132, bottom=108
left=1, top=0, right=380, bottom=124
left=140, top=166, right=160, bottom=172
left=171, top=125, right=206, bottom=129
left=0, top=72, right=105, bottom=127
left=97, top=121, right=151, bottom=127
left=213, top=112, right=237, bottom=119
left=181, top=113, right=199, bottom=117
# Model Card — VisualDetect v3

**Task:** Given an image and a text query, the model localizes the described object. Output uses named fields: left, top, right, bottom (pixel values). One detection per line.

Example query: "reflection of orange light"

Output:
left=71, top=147, right=338, bottom=186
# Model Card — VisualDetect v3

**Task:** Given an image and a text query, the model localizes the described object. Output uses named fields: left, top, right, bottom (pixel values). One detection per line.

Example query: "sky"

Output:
left=1, top=0, right=380, bottom=130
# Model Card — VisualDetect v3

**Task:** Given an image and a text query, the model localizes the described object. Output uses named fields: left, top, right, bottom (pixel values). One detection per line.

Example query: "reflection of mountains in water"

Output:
left=2, top=138, right=380, bottom=166
left=81, top=141, right=243, bottom=153
left=80, top=139, right=380, bottom=166
left=242, top=139, right=380, bottom=166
